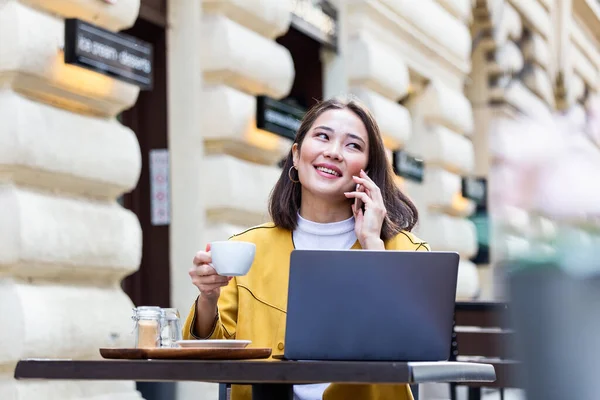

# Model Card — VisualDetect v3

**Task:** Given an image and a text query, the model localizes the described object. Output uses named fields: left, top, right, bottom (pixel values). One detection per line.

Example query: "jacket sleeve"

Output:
left=182, top=277, right=239, bottom=340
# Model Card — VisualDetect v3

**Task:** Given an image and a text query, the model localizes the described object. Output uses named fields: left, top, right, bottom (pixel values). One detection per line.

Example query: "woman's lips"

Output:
left=314, top=165, right=342, bottom=179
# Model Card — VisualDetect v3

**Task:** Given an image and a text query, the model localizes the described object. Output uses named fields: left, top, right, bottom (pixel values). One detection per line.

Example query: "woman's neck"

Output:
left=299, top=193, right=353, bottom=223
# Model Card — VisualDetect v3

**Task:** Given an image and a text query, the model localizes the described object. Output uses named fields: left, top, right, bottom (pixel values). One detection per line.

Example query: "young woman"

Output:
left=183, top=97, right=430, bottom=400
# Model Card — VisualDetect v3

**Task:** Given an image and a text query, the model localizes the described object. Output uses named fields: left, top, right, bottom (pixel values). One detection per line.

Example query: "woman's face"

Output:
left=292, top=108, right=369, bottom=201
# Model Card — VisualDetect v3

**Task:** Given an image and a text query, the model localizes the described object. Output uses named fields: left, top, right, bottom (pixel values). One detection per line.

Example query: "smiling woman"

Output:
left=271, top=96, right=419, bottom=247
left=183, top=96, right=430, bottom=400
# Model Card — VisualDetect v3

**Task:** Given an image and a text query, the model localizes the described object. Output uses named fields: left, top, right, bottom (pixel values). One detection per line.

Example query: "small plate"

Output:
left=176, top=340, right=251, bottom=349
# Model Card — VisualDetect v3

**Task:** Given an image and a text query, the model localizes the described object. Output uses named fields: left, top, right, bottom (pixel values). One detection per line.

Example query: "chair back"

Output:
left=452, top=301, right=519, bottom=388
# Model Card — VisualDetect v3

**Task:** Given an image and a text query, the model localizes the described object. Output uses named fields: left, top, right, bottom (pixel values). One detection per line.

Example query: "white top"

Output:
left=292, top=213, right=357, bottom=400
left=292, top=213, right=357, bottom=251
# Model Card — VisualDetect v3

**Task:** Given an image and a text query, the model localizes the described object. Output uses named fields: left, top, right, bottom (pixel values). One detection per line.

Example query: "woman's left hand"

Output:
left=344, top=169, right=387, bottom=250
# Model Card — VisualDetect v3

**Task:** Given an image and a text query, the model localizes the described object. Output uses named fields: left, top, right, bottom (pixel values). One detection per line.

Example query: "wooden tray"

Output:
left=100, top=347, right=272, bottom=360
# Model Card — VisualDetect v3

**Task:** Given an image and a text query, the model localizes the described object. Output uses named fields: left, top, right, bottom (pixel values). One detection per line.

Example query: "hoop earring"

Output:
left=288, top=166, right=300, bottom=183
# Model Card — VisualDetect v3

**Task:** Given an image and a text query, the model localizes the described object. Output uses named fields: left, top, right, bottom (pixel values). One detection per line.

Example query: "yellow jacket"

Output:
left=183, top=223, right=430, bottom=400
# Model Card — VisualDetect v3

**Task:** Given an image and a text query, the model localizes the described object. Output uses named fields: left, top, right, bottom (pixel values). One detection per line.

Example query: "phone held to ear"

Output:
left=353, top=170, right=369, bottom=213
left=354, top=183, right=364, bottom=213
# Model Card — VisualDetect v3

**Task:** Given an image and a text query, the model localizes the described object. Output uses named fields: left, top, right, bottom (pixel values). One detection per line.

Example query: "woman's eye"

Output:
left=348, top=143, right=362, bottom=150
left=316, top=133, right=328, bottom=139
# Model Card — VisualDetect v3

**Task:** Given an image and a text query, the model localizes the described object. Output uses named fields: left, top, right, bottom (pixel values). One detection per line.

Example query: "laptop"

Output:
left=282, top=249, right=459, bottom=362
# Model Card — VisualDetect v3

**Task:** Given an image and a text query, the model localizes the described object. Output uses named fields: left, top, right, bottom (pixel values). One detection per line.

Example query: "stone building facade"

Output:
left=468, top=0, right=600, bottom=299
left=0, top=1, right=599, bottom=399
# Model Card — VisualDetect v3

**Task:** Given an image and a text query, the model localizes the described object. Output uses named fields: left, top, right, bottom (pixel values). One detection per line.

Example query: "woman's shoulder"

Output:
left=385, top=230, right=430, bottom=251
left=228, top=222, right=286, bottom=243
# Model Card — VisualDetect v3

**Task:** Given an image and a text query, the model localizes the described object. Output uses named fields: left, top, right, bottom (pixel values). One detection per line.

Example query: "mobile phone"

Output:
left=353, top=170, right=369, bottom=213
left=354, top=183, right=364, bottom=213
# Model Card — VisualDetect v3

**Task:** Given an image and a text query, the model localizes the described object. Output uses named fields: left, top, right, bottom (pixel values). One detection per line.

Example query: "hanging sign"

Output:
left=469, top=209, right=490, bottom=265
left=393, top=150, right=425, bottom=183
left=256, top=96, right=306, bottom=140
left=461, top=177, right=489, bottom=264
left=291, top=0, right=338, bottom=50
left=149, top=149, right=170, bottom=226
left=462, top=177, right=487, bottom=208
left=64, top=18, right=153, bottom=90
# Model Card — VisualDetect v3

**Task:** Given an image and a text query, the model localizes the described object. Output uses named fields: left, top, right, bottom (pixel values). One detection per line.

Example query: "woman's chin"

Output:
left=302, top=186, right=347, bottom=201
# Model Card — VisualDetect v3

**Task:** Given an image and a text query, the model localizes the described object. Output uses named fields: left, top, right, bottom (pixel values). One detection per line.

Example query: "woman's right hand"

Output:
left=189, top=244, right=232, bottom=302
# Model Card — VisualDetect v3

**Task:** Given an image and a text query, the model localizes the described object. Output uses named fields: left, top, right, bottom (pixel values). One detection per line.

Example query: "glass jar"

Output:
left=160, top=308, right=182, bottom=348
left=132, top=306, right=162, bottom=348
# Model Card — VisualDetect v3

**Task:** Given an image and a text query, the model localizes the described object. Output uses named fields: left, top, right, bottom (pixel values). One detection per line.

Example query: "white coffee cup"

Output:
left=210, top=241, right=256, bottom=276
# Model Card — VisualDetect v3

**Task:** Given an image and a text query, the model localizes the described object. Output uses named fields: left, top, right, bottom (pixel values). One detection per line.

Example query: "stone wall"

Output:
left=199, top=0, right=294, bottom=235
left=168, top=1, right=295, bottom=399
left=0, top=1, right=143, bottom=399
left=467, top=0, right=557, bottom=299
left=467, top=0, right=600, bottom=299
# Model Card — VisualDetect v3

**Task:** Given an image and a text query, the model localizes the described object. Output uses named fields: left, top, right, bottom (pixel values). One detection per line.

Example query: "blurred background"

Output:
left=0, top=0, right=599, bottom=399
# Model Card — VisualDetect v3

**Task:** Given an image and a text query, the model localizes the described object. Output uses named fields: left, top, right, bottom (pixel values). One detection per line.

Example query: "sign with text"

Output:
left=256, top=96, right=306, bottom=140
left=291, top=0, right=338, bottom=50
left=393, top=151, right=425, bottom=183
left=64, top=19, right=153, bottom=89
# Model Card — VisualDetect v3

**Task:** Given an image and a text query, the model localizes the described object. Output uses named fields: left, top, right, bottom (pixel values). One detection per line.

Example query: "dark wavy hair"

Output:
left=268, top=96, right=419, bottom=239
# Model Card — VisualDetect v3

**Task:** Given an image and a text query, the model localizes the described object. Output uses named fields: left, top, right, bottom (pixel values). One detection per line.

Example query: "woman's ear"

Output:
left=292, top=143, right=299, bottom=167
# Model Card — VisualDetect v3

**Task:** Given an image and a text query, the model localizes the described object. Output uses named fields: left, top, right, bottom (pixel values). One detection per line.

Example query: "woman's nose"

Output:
left=323, top=143, right=342, bottom=160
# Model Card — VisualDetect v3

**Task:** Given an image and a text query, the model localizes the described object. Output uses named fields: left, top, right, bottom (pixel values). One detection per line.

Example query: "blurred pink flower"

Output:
left=489, top=105, right=600, bottom=222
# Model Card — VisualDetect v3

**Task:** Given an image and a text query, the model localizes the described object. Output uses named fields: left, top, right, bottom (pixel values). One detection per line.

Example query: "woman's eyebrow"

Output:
left=346, top=133, right=366, bottom=145
left=314, top=126, right=366, bottom=145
